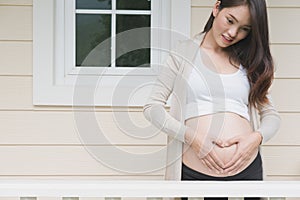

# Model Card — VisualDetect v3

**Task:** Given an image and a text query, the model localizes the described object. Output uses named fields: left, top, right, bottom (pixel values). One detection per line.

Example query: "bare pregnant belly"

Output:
left=182, top=112, right=258, bottom=177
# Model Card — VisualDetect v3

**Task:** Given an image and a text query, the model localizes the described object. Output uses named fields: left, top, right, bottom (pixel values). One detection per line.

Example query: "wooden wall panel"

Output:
left=272, top=79, right=300, bottom=112
left=0, top=6, right=32, bottom=40
left=191, top=7, right=211, bottom=37
left=191, top=0, right=213, bottom=7
left=269, top=8, right=300, bottom=43
left=0, top=146, right=165, bottom=176
left=261, top=146, right=300, bottom=176
left=0, top=42, right=32, bottom=75
left=0, top=111, right=166, bottom=145
left=0, top=76, right=32, bottom=110
left=266, top=176, right=300, bottom=181
left=271, top=45, right=300, bottom=78
left=265, top=0, right=300, bottom=7
left=0, top=0, right=32, bottom=5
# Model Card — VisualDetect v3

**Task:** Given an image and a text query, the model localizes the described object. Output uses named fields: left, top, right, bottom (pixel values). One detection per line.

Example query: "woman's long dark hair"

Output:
left=202, top=0, right=274, bottom=108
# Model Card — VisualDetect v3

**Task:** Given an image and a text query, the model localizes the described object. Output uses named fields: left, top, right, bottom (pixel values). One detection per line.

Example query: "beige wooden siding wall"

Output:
left=191, top=0, right=300, bottom=180
left=0, top=0, right=166, bottom=180
left=0, top=0, right=299, bottom=183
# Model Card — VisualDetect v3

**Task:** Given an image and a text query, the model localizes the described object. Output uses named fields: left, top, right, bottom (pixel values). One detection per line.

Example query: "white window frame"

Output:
left=33, top=0, right=191, bottom=106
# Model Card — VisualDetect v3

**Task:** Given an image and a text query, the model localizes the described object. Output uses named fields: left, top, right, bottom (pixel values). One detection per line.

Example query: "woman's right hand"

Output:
left=200, top=148, right=225, bottom=173
left=184, top=128, right=225, bottom=173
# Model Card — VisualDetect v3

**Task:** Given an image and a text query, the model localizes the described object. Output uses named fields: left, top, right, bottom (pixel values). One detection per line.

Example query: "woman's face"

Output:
left=211, top=3, right=252, bottom=48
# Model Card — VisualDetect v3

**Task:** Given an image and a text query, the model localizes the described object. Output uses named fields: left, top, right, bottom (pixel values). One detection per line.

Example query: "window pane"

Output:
left=116, top=0, right=151, bottom=10
left=116, top=15, right=150, bottom=67
left=76, top=14, right=111, bottom=67
left=76, top=0, right=112, bottom=10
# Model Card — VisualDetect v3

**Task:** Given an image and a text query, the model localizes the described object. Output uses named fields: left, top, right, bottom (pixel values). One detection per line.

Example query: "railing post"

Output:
left=104, top=198, right=122, bottom=200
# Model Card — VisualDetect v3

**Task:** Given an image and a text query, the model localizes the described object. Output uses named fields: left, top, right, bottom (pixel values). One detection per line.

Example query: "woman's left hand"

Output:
left=222, top=131, right=263, bottom=174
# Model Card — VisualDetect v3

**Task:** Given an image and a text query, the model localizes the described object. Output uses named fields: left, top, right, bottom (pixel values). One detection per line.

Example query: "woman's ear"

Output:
left=213, top=1, right=221, bottom=17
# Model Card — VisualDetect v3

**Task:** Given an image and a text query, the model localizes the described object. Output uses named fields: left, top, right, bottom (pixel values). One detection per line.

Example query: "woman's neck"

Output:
left=201, top=31, right=224, bottom=54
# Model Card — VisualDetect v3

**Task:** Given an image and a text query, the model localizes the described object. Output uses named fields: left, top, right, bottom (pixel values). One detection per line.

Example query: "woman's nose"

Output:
left=228, top=27, right=238, bottom=38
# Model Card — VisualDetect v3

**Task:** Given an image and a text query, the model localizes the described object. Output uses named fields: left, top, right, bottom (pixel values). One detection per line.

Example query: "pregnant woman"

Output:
left=143, top=0, right=281, bottom=199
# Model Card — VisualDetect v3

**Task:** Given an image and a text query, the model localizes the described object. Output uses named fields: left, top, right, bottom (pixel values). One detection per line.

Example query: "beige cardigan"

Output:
left=143, top=34, right=281, bottom=180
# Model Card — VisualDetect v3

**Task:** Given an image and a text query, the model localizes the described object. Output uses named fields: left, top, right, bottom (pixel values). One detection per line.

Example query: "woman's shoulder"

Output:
left=170, top=34, right=203, bottom=63
left=239, top=64, right=250, bottom=76
left=178, top=33, right=204, bottom=49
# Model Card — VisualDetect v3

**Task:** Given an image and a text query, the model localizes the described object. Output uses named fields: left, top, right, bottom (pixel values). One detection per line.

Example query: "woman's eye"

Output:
left=227, top=18, right=234, bottom=24
left=242, top=27, right=251, bottom=32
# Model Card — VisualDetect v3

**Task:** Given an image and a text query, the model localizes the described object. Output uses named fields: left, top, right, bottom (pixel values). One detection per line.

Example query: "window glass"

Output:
left=76, top=0, right=112, bottom=10
left=116, top=15, right=150, bottom=67
left=76, top=14, right=111, bottom=66
left=75, top=0, right=151, bottom=67
left=116, top=0, right=151, bottom=10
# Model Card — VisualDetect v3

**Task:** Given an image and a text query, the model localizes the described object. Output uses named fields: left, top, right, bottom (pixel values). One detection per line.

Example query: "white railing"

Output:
left=1, top=181, right=300, bottom=200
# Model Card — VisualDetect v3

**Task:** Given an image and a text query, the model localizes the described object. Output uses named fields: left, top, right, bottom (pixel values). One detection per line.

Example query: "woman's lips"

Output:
left=222, top=35, right=233, bottom=43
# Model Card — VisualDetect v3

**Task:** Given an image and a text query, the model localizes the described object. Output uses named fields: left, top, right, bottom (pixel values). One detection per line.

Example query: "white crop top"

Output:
left=185, top=50, right=251, bottom=121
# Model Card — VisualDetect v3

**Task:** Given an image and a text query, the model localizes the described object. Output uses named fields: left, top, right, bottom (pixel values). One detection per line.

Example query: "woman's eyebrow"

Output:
left=229, top=14, right=239, bottom=22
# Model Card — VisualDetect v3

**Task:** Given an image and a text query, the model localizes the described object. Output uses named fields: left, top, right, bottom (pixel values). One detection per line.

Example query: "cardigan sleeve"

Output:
left=256, top=94, right=281, bottom=143
left=143, top=44, right=188, bottom=143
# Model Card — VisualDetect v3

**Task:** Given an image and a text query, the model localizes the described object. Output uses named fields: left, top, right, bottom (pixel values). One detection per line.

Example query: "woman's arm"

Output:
left=222, top=94, right=281, bottom=173
left=143, top=40, right=225, bottom=171
left=256, top=94, right=281, bottom=143
left=143, top=45, right=188, bottom=142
